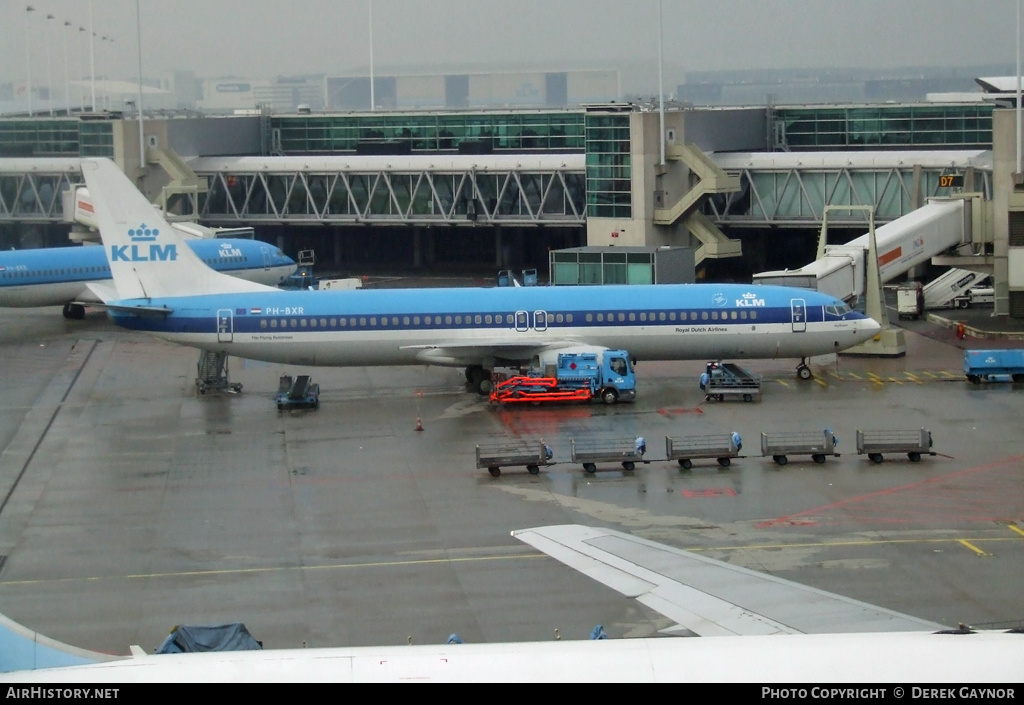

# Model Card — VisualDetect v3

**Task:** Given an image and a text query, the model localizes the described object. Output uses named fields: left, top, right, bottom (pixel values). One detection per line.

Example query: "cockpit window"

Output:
left=825, top=303, right=852, bottom=316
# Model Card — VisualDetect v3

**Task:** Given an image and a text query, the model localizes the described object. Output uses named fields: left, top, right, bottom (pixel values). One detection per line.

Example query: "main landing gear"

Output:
left=62, top=302, right=86, bottom=320
left=796, top=359, right=813, bottom=380
left=465, top=365, right=493, bottom=396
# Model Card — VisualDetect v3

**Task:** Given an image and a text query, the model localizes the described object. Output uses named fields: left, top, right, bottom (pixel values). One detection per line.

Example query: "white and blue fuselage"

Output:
left=0, top=239, right=296, bottom=313
left=107, top=283, right=878, bottom=368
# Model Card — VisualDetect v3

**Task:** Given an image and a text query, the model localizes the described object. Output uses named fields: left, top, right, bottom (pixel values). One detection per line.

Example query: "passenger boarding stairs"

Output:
left=922, top=269, right=990, bottom=310
left=195, top=351, right=242, bottom=394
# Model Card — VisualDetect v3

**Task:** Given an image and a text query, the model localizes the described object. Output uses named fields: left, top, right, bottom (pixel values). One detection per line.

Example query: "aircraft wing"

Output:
left=402, top=338, right=586, bottom=366
left=512, top=525, right=947, bottom=637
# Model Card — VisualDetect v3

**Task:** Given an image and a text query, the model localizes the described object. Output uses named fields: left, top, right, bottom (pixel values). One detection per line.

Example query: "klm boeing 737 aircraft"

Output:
left=79, top=158, right=881, bottom=390
left=0, top=238, right=296, bottom=320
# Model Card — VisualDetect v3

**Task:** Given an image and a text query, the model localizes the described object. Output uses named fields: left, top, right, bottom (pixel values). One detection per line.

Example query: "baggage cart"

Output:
left=665, top=433, right=741, bottom=470
left=571, top=437, right=648, bottom=474
left=855, top=429, right=934, bottom=464
left=760, top=429, right=838, bottom=466
left=475, top=439, right=552, bottom=477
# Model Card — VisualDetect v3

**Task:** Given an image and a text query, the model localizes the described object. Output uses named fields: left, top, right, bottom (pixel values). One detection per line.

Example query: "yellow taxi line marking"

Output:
left=1008, top=525, right=1024, bottom=538
left=957, top=539, right=992, bottom=556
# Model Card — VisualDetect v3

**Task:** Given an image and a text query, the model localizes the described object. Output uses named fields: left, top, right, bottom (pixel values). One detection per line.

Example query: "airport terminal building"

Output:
left=2, top=75, right=1023, bottom=317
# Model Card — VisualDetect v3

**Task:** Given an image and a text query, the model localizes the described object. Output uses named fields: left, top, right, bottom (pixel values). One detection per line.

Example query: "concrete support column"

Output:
left=333, top=227, right=343, bottom=269
left=413, top=227, right=423, bottom=268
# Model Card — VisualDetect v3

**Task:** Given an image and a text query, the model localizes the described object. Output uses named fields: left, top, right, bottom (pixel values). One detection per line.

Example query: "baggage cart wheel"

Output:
left=908, top=452, right=921, bottom=462
left=812, top=454, right=826, bottom=464
left=717, top=457, right=731, bottom=467
left=488, top=466, right=501, bottom=478
left=717, top=394, right=724, bottom=401
left=773, top=455, right=787, bottom=466
left=583, top=463, right=597, bottom=474
left=869, top=453, right=884, bottom=464
left=743, top=394, right=753, bottom=402
left=527, top=464, right=540, bottom=475
left=622, top=461, right=635, bottom=472
left=679, top=459, right=692, bottom=470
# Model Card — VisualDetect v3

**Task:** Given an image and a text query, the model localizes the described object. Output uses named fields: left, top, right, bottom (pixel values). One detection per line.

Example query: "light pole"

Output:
left=64, top=21, right=72, bottom=113
left=89, top=0, right=96, bottom=112
left=103, top=37, right=114, bottom=111
left=368, top=0, right=375, bottom=111
left=46, top=13, right=55, bottom=116
left=78, top=26, right=88, bottom=109
left=25, top=5, right=35, bottom=116
left=136, top=0, right=145, bottom=171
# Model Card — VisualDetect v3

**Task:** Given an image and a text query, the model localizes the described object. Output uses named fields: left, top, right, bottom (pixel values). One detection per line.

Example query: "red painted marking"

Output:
left=878, top=247, right=901, bottom=266
left=758, top=455, right=1024, bottom=528
left=681, top=488, right=737, bottom=498
left=658, top=408, right=704, bottom=416
left=77, top=200, right=94, bottom=213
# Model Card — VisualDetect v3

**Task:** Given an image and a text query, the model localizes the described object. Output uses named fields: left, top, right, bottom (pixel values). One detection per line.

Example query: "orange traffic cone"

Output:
left=415, top=415, right=424, bottom=432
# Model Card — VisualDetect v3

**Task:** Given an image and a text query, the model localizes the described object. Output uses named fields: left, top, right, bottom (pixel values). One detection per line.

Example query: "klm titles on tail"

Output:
left=111, top=224, right=177, bottom=262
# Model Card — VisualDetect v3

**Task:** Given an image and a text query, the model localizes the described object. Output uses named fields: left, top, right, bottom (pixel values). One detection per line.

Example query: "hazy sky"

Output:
left=1, top=0, right=1018, bottom=92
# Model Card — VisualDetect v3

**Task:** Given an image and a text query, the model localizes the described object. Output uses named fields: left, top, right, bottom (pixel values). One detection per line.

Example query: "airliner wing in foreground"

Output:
left=1, top=524, right=1021, bottom=682
left=0, top=239, right=296, bottom=319
left=511, top=525, right=946, bottom=636
left=80, top=158, right=881, bottom=392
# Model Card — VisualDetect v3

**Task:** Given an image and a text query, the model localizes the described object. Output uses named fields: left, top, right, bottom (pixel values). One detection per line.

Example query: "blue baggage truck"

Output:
left=963, top=349, right=1024, bottom=383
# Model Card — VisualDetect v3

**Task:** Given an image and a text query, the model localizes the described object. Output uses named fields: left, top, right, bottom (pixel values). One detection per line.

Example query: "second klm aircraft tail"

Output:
left=80, top=159, right=279, bottom=301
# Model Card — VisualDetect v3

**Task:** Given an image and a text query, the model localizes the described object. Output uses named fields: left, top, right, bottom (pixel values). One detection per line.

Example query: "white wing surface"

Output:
left=512, top=525, right=947, bottom=637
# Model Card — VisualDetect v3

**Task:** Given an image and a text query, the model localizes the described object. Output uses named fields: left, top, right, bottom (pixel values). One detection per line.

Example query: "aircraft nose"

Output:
left=861, top=315, right=882, bottom=337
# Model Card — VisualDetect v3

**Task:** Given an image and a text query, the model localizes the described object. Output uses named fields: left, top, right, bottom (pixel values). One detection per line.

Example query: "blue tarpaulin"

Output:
left=155, top=624, right=263, bottom=654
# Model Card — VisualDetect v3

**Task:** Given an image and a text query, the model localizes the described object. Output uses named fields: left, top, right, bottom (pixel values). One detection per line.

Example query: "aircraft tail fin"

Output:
left=79, top=158, right=278, bottom=300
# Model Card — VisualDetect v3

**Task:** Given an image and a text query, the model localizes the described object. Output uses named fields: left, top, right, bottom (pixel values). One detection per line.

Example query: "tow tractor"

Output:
left=489, top=350, right=636, bottom=405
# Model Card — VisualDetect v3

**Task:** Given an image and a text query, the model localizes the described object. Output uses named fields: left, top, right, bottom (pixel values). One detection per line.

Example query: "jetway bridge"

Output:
left=753, top=195, right=990, bottom=309
left=708, top=150, right=992, bottom=228
left=0, top=150, right=992, bottom=231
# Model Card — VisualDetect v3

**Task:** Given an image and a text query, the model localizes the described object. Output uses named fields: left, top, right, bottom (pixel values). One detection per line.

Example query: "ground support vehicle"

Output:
left=475, top=439, right=552, bottom=477
left=275, top=375, right=320, bottom=411
left=855, top=429, right=934, bottom=464
left=897, top=281, right=924, bottom=320
left=571, top=437, right=648, bottom=474
left=963, top=349, right=1024, bottom=383
left=490, top=350, right=636, bottom=405
left=700, top=362, right=761, bottom=402
left=760, top=429, right=838, bottom=466
left=665, top=433, right=741, bottom=470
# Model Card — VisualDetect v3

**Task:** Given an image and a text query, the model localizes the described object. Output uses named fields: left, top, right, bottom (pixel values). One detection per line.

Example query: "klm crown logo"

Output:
left=128, top=224, right=160, bottom=242
left=111, top=223, right=177, bottom=263
left=736, top=291, right=766, bottom=307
